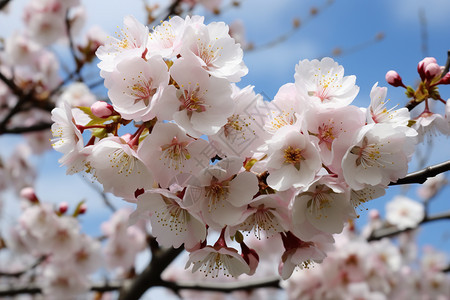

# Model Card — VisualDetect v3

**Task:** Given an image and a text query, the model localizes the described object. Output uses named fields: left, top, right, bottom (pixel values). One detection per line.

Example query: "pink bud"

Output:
left=418, top=57, right=437, bottom=80
left=424, top=63, right=442, bottom=79
left=59, top=202, right=69, bottom=214
left=385, top=70, right=406, bottom=88
left=79, top=203, right=87, bottom=214
left=437, top=72, right=450, bottom=85
left=20, top=187, right=39, bottom=203
left=91, top=101, right=114, bottom=118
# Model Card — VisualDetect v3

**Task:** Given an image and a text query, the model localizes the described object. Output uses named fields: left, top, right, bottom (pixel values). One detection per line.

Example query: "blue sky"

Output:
left=1, top=0, right=449, bottom=271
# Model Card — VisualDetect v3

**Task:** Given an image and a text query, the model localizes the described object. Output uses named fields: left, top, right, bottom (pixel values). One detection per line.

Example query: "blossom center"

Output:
left=160, top=136, right=191, bottom=170
left=284, top=146, right=304, bottom=170
left=128, top=77, right=157, bottom=106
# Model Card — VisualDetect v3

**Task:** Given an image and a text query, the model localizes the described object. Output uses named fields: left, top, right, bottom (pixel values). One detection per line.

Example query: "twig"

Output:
left=247, top=0, right=334, bottom=53
left=389, top=160, right=450, bottom=186
left=1, top=122, right=53, bottom=134
left=368, top=210, right=450, bottom=241
left=419, top=8, right=428, bottom=57
left=79, top=175, right=116, bottom=213
left=160, top=276, right=281, bottom=294
left=65, top=9, right=83, bottom=82
left=118, top=246, right=184, bottom=300
left=0, top=256, right=46, bottom=278
left=0, top=281, right=122, bottom=297
left=0, top=0, right=11, bottom=10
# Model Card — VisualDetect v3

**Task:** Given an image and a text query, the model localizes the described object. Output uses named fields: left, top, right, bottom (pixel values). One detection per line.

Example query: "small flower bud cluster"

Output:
left=386, top=57, right=450, bottom=142
left=51, top=15, right=422, bottom=280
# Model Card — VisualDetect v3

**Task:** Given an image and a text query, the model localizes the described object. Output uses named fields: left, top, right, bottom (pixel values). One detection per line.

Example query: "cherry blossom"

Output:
left=263, top=125, right=322, bottom=191
left=105, top=55, right=169, bottom=121
left=385, top=195, right=425, bottom=230
left=294, top=57, right=359, bottom=108
left=342, top=123, right=417, bottom=190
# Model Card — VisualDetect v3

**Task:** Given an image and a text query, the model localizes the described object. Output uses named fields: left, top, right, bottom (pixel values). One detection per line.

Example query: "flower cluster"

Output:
left=6, top=189, right=146, bottom=298
left=386, top=57, right=450, bottom=141
left=284, top=227, right=450, bottom=300
left=51, top=15, right=422, bottom=279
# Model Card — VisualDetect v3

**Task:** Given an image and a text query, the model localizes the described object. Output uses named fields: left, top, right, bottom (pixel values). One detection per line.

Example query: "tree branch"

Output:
left=118, top=246, right=184, bottom=300
left=389, top=160, right=450, bottom=186
left=0, top=256, right=46, bottom=278
left=368, top=210, right=450, bottom=241
left=0, top=122, right=53, bottom=134
left=160, top=276, right=281, bottom=294
left=0, top=0, right=11, bottom=11
left=0, top=281, right=122, bottom=297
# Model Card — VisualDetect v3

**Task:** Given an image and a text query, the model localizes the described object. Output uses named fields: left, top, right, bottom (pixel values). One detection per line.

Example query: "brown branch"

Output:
left=389, top=160, right=450, bottom=186
left=0, top=256, right=46, bottom=278
left=79, top=175, right=116, bottom=213
left=368, top=210, right=450, bottom=241
left=0, top=281, right=122, bottom=297
left=160, top=276, right=281, bottom=294
left=1, top=122, right=52, bottom=134
left=118, top=246, right=184, bottom=300
left=0, top=0, right=11, bottom=10
left=247, top=0, right=334, bottom=52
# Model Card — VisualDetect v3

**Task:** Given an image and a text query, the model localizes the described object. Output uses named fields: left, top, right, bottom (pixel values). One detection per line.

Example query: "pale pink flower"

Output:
left=385, top=195, right=424, bottom=230
left=97, top=15, right=149, bottom=74
left=105, top=55, right=169, bottom=122
left=263, top=126, right=322, bottom=191
left=279, top=232, right=332, bottom=280
left=342, top=123, right=417, bottom=190
left=421, top=246, right=448, bottom=273
left=133, top=188, right=206, bottom=249
left=161, top=58, right=234, bottom=137
left=146, top=15, right=191, bottom=58
left=294, top=57, right=359, bottom=108
left=89, top=136, right=154, bottom=201
left=264, top=83, right=303, bottom=134
left=232, top=194, right=290, bottom=239
left=41, top=264, right=90, bottom=298
left=71, top=235, right=103, bottom=275
left=4, top=31, right=41, bottom=65
left=184, top=157, right=258, bottom=230
left=180, top=20, right=248, bottom=82
left=51, top=103, right=89, bottom=174
left=47, top=216, right=81, bottom=259
left=57, top=82, right=97, bottom=108
left=138, top=122, right=210, bottom=188
left=291, top=176, right=353, bottom=238
left=185, top=233, right=251, bottom=278
left=367, top=83, right=410, bottom=126
left=417, top=173, right=447, bottom=201
left=305, top=105, right=365, bottom=165
left=208, top=85, right=270, bottom=157
left=413, top=111, right=449, bottom=142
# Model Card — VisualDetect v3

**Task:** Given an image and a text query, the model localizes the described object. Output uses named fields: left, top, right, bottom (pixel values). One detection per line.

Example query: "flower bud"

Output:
left=437, top=72, right=450, bottom=85
left=424, top=63, right=442, bottom=79
left=20, top=187, right=39, bottom=203
left=78, top=203, right=87, bottom=214
left=91, top=101, right=114, bottom=118
left=59, top=202, right=69, bottom=214
left=385, top=70, right=406, bottom=88
left=417, top=57, right=437, bottom=80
